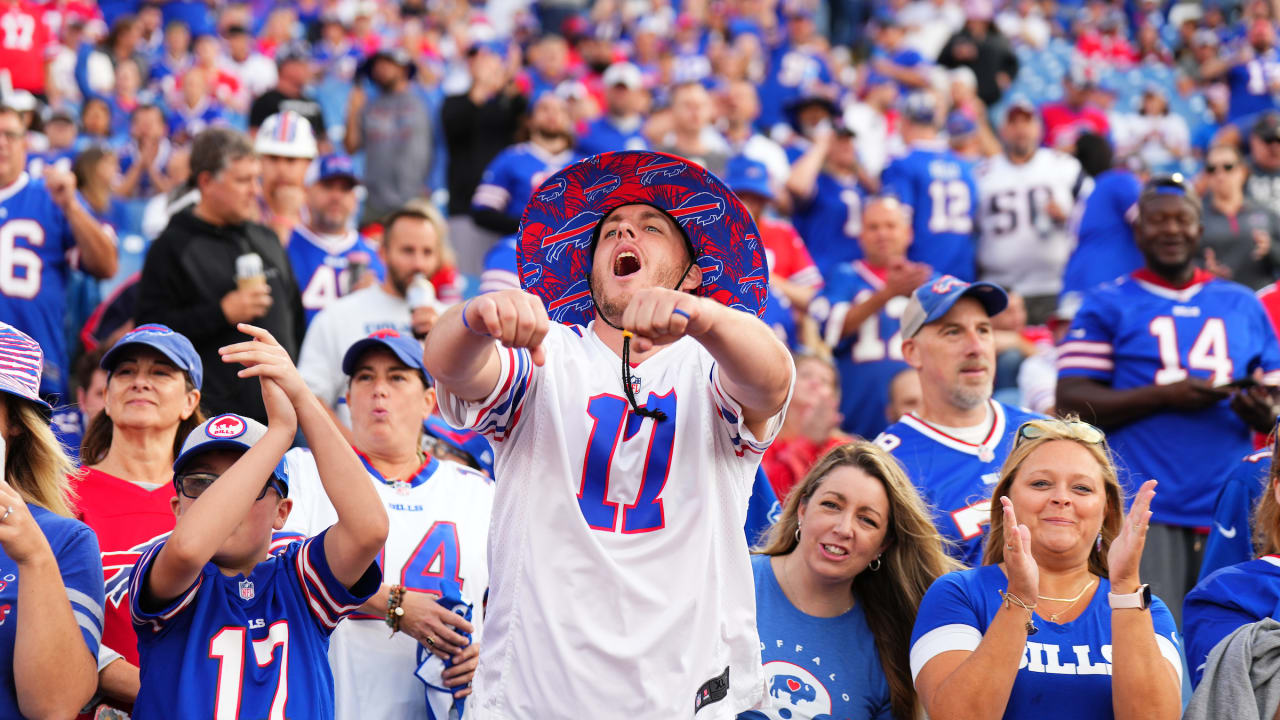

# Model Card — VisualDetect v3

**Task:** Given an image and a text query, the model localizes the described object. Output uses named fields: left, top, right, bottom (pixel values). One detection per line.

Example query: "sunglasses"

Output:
left=1014, top=419, right=1106, bottom=448
left=1206, top=163, right=1238, bottom=173
left=174, top=472, right=284, bottom=501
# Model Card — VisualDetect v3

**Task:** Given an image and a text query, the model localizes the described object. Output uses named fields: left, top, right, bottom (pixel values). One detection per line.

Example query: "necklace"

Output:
left=783, top=554, right=855, bottom=617
left=1038, top=577, right=1097, bottom=623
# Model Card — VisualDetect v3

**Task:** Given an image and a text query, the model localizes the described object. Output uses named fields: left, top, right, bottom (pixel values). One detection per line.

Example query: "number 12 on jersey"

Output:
left=577, top=392, right=677, bottom=534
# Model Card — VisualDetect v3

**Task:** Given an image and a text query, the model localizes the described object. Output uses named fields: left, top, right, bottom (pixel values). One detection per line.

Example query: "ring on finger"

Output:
left=0, top=506, right=10, bottom=522
left=425, top=635, right=436, bottom=647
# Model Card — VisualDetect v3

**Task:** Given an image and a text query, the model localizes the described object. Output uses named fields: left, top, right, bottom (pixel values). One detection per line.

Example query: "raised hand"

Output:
left=1107, top=479, right=1155, bottom=592
left=0, top=473, right=53, bottom=567
left=219, top=324, right=310, bottom=403
left=462, top=289, right=551, bottom=366
left=620, top=287, right=712, bottom=353
left=43, top=167, right=78, bottom=209
left=1000, top=495, right=1039, bottom=602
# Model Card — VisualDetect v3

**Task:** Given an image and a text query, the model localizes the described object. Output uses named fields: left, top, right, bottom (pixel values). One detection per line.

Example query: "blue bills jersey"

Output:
left=881, top=141, right=978, bottom=281
left=911, top=565, right=1183, bottom=719
left=790, top=173, right=866, bottom=279
left=472, top=142, right=574, bottom=222
left=0, top=505, right=103, bottom=720
left=1185, top=555, right=1280, bottom=686
left=576, top=116, right=649, bottom=157
left=130, top=531, right=380, bottom=720
left=875, top=401, right=1044, bottom=566
left=756, top=47, right=833, bottom=132
left=1226, top=50, right=1280, bottom=122
left=0, top=172, right=80, bottom=398
left=1058, top=272, right=1280, bottom=527
left=1060, top=168, right=1142, bottom=301
left=287, top=226, right=385, bottom=325
left=1199, top=450, right=1270, bottom=581
left=810, top=260, right=918, bottom=439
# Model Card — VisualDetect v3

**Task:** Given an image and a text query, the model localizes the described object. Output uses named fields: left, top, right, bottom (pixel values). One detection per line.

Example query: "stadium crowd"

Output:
left=5, top=0, right=1280, bottom=717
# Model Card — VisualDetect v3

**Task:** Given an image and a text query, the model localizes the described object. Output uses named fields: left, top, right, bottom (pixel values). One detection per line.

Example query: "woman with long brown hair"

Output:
left=748, top=440, right=959, bottom=720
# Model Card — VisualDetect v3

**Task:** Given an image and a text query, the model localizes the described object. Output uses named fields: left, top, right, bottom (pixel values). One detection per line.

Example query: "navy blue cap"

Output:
left=945, top=111, right=977, bottom=137
left=311, top=153, right=360, bottom=186
left=101, top=323, right=203, bottom=389
left=342, top=329, right=431, bottom=384
left=424, top=416, right=495, bottom=477
left=173, top=413, right=290, bottom=496
left=903, top=92, right=939, bottom=125
left=724, top=155, right=772, bottom=200
left=901, top=275, right=1009, bottom=338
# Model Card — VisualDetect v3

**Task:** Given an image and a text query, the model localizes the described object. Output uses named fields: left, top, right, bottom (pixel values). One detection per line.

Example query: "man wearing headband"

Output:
left=424, top=151, right=794, bottom=717
left=1057, top=174, right=1280, bottom=623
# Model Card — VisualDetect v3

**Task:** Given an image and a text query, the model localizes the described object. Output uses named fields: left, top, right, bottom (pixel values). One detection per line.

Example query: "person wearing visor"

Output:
left=255, top=109, right=319, bottom=242
left=0, top=322, right=104, bottom=720
left=283, top=329, right=493, bottom=719
left=424, top=150, right=794, bottom=716
left=1057, top=174, right=1280, bottom=623
left=70, top=324, right=205, bottom=714
left=130, top=324, right=388, bottom=719
left=874, top=276, right=1044, bottom=566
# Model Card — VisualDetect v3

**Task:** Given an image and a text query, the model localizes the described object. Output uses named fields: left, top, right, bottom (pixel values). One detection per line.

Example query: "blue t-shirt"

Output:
left=576, top=116, right=649, bottom=157
left=1185, top=555, right=1280, bottom=686
left=1058, top=272, right=1280, bottom=527
left=881, top=142, right=978, bottom=281
left=791, top=173, right=866, bottom=280
left=287, top=227, right=386, bottom=325
left=1060, top=169, right=1142, bottom=301
left=0, top=505, right=104, bottom=720
left=1200, top=449, right=1270, bottom=581
left=911, top=565, right=1183, bottom=720
left=875, top=401, right=1044, bottom=566
left=744, top=467, right=782, bottom=548
left=472, top=142, right=575, bottom=223
left=739, top=554, right=892, bottom=720
left=1226, top=51, right=1280, bottom=122
left=131, top=531, right=381, bottom=720
left=810, top=260, right=916, bottom=439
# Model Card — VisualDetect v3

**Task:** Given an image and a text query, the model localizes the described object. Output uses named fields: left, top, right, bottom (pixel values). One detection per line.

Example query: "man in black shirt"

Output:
left=248, top=41, right=332, bottom=154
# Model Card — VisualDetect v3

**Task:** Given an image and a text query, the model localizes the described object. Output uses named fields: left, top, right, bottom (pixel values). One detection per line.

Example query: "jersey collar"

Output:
left=1264, top=555, right=1280, bottom=569
left=1131, top=268, right=1214, bottom=303
left=294, top=224, right=360, bottom=256
left=355, top=449, right=439, bottom=489
left=852, top=260, right=887, bottom=289
left=900, top=399, right=1005, bottom=460
left=0, top=171, right=30, bottom=204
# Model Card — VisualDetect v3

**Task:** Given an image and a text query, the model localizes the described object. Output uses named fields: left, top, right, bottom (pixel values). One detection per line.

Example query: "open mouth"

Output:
left=613, top=251, right=642, bottom=277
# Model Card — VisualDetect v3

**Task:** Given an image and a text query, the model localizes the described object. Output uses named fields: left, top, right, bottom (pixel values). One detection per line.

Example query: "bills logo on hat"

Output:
left=132, top=324, right=174, bottom=336
left=636, top=158, right=685, bottom=185
left=931, top=276, right=967, bottom=294
left=207, top=414, right=247, bottom=439
left=584, top=174, right=621, bottom=200
left=370, top=328, right=402, bottom=339
left=537, top=177, right=568, bottom=201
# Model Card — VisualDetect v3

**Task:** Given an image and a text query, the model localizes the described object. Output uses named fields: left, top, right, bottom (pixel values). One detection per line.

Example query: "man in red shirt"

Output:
left=1041, top=64, right=1111, bottom=152
left=0, top=0, right=51, bottom=95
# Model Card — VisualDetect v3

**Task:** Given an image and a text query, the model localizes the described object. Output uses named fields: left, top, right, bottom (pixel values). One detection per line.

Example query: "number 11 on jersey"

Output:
left=577, top=392, right=678, bottom=534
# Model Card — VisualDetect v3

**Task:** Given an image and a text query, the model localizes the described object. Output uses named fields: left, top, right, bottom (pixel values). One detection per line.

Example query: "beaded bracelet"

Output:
left=999, top=589, right=1039, bottom=636
left=386, top=584, right=406, bottom=636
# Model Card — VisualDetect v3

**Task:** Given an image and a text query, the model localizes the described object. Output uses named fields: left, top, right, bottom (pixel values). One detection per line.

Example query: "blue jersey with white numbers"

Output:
left=791, top=173, right=866, bottom=279
left=875, top=401, right=1044, bottom=566
left=1200, top=450, right=1270, bottom=581
left=0, top=172, right=78, bottom=398
left=471, top=142, right=574, bottom=222
left=911, top=565, right=1183, bottom=719
left=1226, top=50, right=1280, bottom=121
left=810, top=260, right=917, bottom=439
left=25, top=147, right=75, bottom=179
left=756, top=47, right=834, bottom=132
left=1185, top=556, right=1280, bottom=686
left=287, top=226, right=385, bottom=325
left=1060, top=169, right=1142, bottom=300
left=738, top=554, right=893, bottom=720
left=1058, top=272, right=1280, bottom=527
left=576, top=116, right=649, bottom=157
left=0, top=505, right=103, bottom=720
left=881, top=143, right=978, bottom=281
left=130, top=531, right=380, bottom=720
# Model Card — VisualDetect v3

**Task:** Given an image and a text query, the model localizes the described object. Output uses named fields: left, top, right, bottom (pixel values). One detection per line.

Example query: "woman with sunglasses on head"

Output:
left=911, top=418, right=1182, bottom=720
left=0, top=323, right=104, bottom=719
left=69, top=324, right=204, bottom=713
left=743, top=441, right=959, bottom=720
left=1199, top=143, right=1280, bottom=290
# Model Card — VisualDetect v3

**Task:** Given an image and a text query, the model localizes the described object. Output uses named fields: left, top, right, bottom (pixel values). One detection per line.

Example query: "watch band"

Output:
left=1108, top=583, right=1150, bottom=610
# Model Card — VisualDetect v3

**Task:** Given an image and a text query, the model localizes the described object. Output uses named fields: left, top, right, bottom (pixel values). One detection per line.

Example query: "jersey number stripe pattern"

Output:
left=577, top=392, right=677, bottom=533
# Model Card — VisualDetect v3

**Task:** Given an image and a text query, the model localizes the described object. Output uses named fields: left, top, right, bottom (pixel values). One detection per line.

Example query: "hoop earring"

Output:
left=869, top=554, right=881, bottom=572
left=794, top=525, right=801, bottom=542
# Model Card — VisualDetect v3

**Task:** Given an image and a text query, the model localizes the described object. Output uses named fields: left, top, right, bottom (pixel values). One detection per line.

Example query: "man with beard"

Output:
left=873, top=275, right=1042, bottom=566
left=423, top=151, right=793, bottom=717
left=344, top=48, right=433, bottom=225
left=298, top=205, right=448, bottom=435
left=1057, top=175, right=1280, bottom=623
left=471, top=94, right=575, bottom=237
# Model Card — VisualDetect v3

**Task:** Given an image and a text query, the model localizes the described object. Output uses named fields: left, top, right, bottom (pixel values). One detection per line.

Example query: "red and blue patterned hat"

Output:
left=0, top=322, right=50, bottom=411
left=517, top=151, right=768, bottom=326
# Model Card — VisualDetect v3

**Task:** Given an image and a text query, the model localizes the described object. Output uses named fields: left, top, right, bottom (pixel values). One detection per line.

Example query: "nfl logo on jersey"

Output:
left=238, top=579, right=255, bottom=601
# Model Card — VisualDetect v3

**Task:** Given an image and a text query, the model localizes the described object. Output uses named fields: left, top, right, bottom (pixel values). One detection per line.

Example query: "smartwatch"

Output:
left=1108, top=583, right=1151, bottom=610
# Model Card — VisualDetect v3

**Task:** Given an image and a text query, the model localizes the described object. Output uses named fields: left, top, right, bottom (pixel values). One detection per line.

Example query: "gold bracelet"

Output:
left=999, top=590, right=1039, bottom=636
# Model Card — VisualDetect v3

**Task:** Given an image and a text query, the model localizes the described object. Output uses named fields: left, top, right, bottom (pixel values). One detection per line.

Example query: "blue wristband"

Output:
left=461, top=298, right=480, bottom=335
left=671, top=307, right=692, bottom=321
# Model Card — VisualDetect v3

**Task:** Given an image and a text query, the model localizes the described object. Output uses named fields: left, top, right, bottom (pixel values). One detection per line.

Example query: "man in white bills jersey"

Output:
left=283, top=330, right=493, bottom=719
left=975, top=97, right=1091, bottom=324
left=424, top=150, right=794, bottom=718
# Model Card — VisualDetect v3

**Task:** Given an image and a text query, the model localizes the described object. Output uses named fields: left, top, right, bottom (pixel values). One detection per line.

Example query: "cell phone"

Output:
left=1220, top=377, right=1260, bottom=390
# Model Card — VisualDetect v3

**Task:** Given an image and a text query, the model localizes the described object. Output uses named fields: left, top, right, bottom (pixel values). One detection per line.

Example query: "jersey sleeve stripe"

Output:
left=474, top=347, right=532, bottom=442
left=129, top=545, right=203, bottom=633
left=1155, top=634, right=1184, bottom=691
left=1057, top=341, right=1113, bottom=355
left=1264, top=370, right=1280, bottom=385
left=74, top=610, right=103, bottom=646
left=1056, top=357, right=1115, bottom=371
left=709, top=365, right=769, bottom=456
left=296, top=537, right=362, bottom=627
left=472, top=184, right=511, bottom=210
left=66, top=587, right=105, bottom=626
left=789, top=266, right=824, bottom=290
left=909, top=623, right=983, bottom=681
left=823, top=302, right=850, bottom=348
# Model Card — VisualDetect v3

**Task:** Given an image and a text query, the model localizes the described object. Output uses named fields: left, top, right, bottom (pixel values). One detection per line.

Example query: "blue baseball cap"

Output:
left=424, top=416, right=495, bottom=477
left=173, top=413, right=290, bottom=496
left=945, top=111, right=977, bottom=138
left=900, top=276, right=1009, bottom=338
left=0, top=322, right=50, bottom=411
left=310, top=153, right=360, bottom=186
left=903, top=92, right=939, bottom=125
left=724, top=155, right=772, bottom=200
left=101, top=323, right=203, bottom=389
left=342, top=329, right=432, bottom=385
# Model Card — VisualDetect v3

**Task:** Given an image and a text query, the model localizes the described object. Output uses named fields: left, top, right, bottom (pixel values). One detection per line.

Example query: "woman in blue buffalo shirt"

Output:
left=911, top=418, right=1182, bottom=720
left=0, top=322, right=104, bottom=719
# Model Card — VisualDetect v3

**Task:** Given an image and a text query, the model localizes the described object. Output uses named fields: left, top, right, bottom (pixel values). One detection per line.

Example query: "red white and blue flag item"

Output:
left=0, top=322, right=50, bottom=410
left=518, top=151, right=768, bottom=327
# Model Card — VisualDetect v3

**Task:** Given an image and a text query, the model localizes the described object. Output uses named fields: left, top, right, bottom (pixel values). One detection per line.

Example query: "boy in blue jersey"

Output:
left=0, top=107, right=117, bottom=401
left=875, top=276, right=1043, bottom=565
left=288, top=154, right=385, bottom=325
left=130, top=324, right=388, bottom=720
left=788, top=118, right=869, bottom=279
left=881, top=92, right=979, bottom=281
left=576, top=62, right=649, bottom=157
left=471, top=94, right=575, bottom=237
left=1057, top=174, right=1280, bottom=623
left=1199, top=447, right=1270, bottom=581
left=810, top=196, right=933, bottom=438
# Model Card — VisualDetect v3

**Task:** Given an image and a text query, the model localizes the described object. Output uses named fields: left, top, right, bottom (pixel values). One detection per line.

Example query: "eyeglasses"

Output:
left=1014, top=419, right=1106, bottom=448
left=174, top=472, right=284, bottom=501
left=1206, top=163, right=1238, bottom=174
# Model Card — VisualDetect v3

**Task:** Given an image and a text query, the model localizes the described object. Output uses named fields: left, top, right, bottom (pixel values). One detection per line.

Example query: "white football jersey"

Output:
left=975, top=148, right=1088, bottom=297
left=437, top=322, right=792, bottom=719
left=280, top=447, right=494, bottom=720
